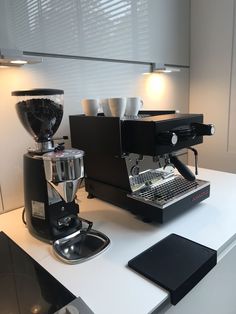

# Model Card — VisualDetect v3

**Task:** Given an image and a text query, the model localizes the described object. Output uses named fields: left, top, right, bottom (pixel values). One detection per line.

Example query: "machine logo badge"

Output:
left=192, top=190, right=209, bottom=202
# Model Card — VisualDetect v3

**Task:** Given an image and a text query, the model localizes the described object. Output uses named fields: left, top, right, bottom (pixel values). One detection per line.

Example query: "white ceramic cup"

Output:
left=81, top=98, right=99, bottom=116
left=108, top=97, right=127, bottom=117
left=99, top=98, right=112, bottom=117
left=125, top=97, right=143, bottom=117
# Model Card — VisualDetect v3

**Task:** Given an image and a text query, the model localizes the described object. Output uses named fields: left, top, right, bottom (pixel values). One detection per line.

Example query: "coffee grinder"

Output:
left=12, top=88, right=110, bottom=263
left=12, top=88, right=84, bottom=243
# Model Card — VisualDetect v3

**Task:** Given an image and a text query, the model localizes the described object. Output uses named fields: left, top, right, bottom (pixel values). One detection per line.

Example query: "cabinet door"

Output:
left=3, top=0, right=189, bottom=65
left=189, top=0, right=236, bottom=173
left=148, top=0, right=190, bottom=66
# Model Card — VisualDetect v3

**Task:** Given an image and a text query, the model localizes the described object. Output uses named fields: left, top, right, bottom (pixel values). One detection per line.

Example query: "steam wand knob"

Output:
left=156, top=132, right=178, bottom=146
left=191, top=123, right=215, bottom=136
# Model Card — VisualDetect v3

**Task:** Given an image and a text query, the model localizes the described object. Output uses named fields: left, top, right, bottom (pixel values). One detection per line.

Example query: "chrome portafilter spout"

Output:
left=43, top=149, right=84, bottom=203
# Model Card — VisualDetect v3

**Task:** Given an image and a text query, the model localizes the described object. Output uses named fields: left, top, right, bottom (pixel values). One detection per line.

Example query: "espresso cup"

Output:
left=99, top=98, right=112, bottom=117
left=81, top=98, right=99, bottom=116
left=125, top=97, right=143, bottom=117
left=108, top=97, right=127, bottom=118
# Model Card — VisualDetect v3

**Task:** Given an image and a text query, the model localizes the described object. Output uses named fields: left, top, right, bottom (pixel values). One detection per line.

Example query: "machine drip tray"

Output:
left=53, top=229, right=110, bottom=264
left=128, top=173, right=210, bottom=209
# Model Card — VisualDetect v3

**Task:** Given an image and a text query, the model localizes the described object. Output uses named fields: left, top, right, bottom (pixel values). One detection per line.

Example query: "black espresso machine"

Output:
left=69, top=111, right=214, bottom=223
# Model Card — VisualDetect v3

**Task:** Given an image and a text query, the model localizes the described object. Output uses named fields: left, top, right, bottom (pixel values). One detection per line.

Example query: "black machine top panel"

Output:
left=69, top=112, right=208, bottom=158
left=122, top=113, right=204, bottom=156
left=133, top=113, right=200, bottom=122
left=69, top=112, right=204, bottom=157
left=0, top=231, right=75, bottom=314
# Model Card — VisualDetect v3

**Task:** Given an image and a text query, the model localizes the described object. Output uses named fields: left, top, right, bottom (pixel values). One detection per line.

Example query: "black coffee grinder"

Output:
left=12, top=89, right=84, bottom=243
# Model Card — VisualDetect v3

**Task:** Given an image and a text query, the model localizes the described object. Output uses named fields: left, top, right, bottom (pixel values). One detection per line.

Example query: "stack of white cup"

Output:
left=81, top=97, right=143, bottom=118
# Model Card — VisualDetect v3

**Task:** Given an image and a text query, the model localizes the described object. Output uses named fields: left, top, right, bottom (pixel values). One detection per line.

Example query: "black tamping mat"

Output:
left=128, top=234, right=217, bottom=305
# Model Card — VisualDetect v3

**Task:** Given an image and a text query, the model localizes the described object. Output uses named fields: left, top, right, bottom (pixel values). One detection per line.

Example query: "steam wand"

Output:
left=188, top=147, right=198, bottom=175
left=168, top=147, right=199, bottom=181
left=169, top=155, right=196, bottom=182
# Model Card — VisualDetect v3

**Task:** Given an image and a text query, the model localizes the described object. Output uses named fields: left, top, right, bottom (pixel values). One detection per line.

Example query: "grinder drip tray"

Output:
left=53, top=229, right=110, bottom=264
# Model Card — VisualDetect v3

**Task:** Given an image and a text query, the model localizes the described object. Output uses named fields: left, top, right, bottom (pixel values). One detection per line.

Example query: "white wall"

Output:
left=189, top=0, right=236, bottom=173
left=0, top=0, right=190, bottom=211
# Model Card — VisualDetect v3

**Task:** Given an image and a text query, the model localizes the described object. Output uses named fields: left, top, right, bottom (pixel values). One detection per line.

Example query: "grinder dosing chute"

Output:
left=43, top=149, right=84, bottom=203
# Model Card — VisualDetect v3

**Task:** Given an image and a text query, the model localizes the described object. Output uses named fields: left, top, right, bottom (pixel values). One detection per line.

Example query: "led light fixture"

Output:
left=0, top=49, right=188, bottom=74
left=150, top=63, right=181, bottom=73
left=23, top=51, right=188, bottom=74
left=0, top=48, right=42, bottom=67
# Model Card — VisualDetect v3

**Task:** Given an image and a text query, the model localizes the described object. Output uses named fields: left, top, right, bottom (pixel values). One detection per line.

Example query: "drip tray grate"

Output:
left=128, top=174, right=209, bottom=209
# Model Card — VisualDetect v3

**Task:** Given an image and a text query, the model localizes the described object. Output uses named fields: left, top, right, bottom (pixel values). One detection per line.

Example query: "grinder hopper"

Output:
left=13, top=88, right=64, bottom=152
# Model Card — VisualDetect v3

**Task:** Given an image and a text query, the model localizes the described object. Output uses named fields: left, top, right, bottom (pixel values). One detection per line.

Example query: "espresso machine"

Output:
left=69, top=111, right=214, bottom=223
left=12, top=89, right=110, bottom=263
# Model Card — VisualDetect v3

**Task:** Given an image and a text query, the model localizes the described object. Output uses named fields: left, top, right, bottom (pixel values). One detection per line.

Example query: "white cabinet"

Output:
left=189, top=0, right=236, bottom=173
left=3, top=0, right=189, bottom=66
left=147, top=0, right=190, bottom=66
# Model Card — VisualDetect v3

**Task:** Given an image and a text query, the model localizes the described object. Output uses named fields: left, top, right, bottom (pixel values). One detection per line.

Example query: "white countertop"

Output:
left=1, top=167, right=236, bottom=314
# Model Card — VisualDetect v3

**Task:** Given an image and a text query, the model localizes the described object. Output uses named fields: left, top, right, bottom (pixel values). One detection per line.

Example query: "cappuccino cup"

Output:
left=100, top=98, right=112, bottom=117
left=125, top=97, right=143, bottom=117
left=108, top=97, right=127, bottom=118
left=81, top=98, right=99, bottom=116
